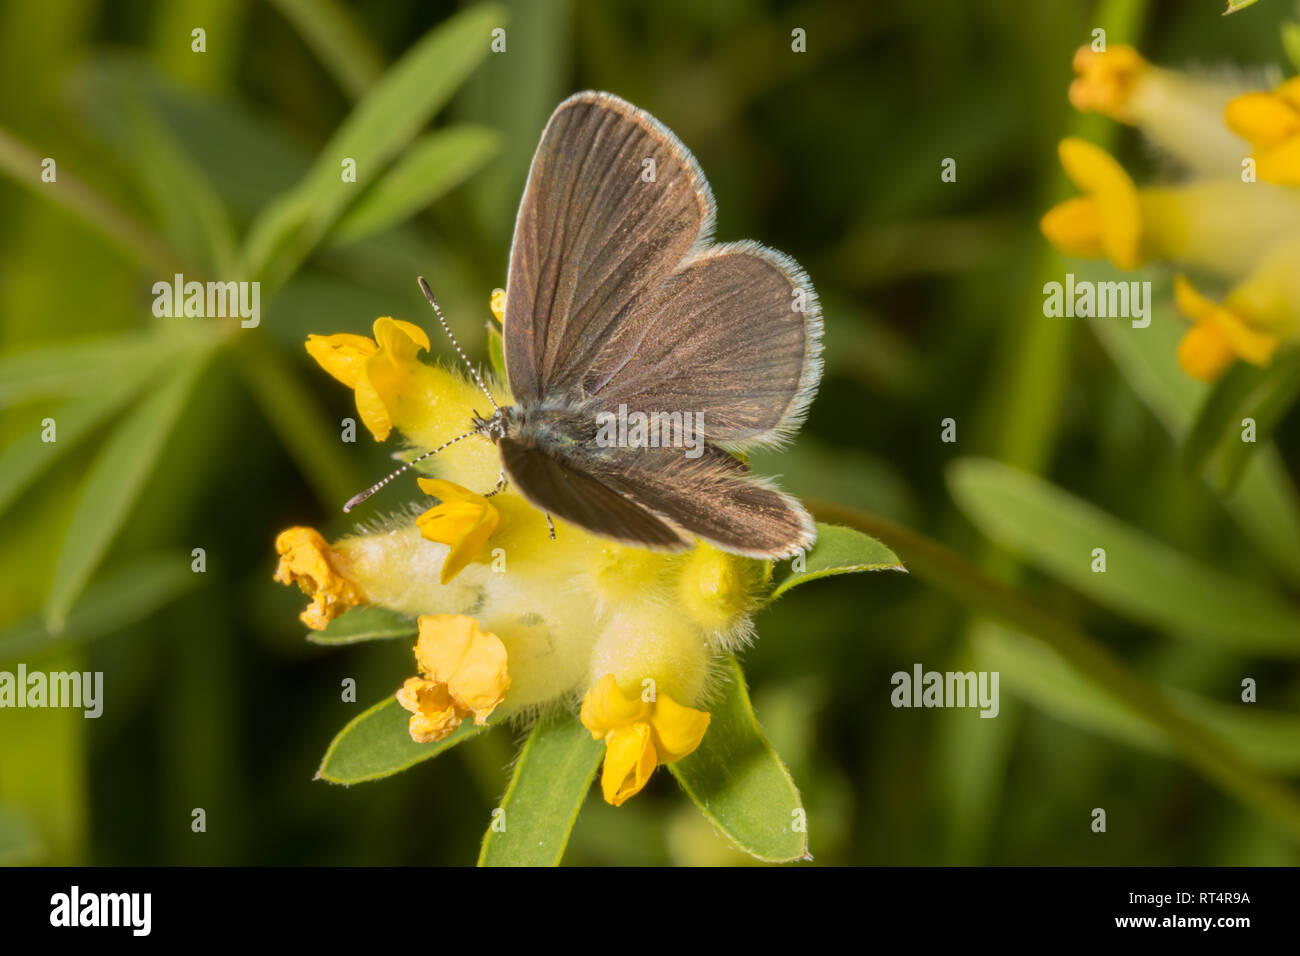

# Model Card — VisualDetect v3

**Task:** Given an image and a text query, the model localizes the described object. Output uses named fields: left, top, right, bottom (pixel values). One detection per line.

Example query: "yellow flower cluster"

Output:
left=1042, top=44, right=1300, bottom=381
left=275, top=306, right=767, bottom=803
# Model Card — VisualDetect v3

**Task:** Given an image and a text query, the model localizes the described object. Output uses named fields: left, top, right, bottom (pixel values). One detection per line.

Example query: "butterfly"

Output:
left=354, top=92, right=822, bottom=560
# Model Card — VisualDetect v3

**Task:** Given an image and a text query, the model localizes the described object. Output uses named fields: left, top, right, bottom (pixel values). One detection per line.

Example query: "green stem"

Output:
left=810, top=498, right=1300, bottom=843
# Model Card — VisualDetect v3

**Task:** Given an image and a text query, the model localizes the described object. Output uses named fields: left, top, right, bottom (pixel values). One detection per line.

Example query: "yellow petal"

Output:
left=600, top=723, right=657, bottom=806
left=446, top=629, right=510, bottom=724
left=648, top=693, right=711, bottom=764
left=305, top=333, right=378, bottom=388
left=1068, top=44, right=1148, bottom=122
left=353, top=368, right=393, bottom=441
left=396, top=677, right=461, bottom=743
left=1257, top=136, right=1300, bottom=187
left=356, top=317, right=431, bottom=442
left=1173, top=275, right=1279, bottom=369
left=1225, top=91, right=1300, bottom=150
left=415, top=479, right=500, bottom=584
left=1057, top=138, right=1142, bottom=269
left=411, top=615, right=510, bottom=724
left=580, top=674, right=652, bottom=738
left=1040, top=197, right=1105, bottom=259
left=273, top=527, right=365, bottom=630
left=490, top=288, right=506, bottom=325
left=1177, top=321, right=1236, bottom=383
left=414, top=614, right=477, bottom=683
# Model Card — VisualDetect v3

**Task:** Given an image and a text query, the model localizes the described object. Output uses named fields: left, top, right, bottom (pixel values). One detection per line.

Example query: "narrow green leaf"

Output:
left=317, top=697, right=490, bottom=784
left=44, top=352, right=209, bottom=630
left=767, top=522, right=904, bottom=603
left=307, top=606, right=418, bottom=645
left=669, top=656, right=808, bottom=863
left=243, top=4, right=505, bottom=286
left=0, top=554, right=196, bottom=663
left=1090, top=307, right=1300, bottom=589
left=807, top=499, right=1300, bottom=844
left=0, top=332, right=178, bottom=406
left=478, top=711, right=603, bottom=866
left=949, top=458, right=1300, bottom=656
left=0, top=368, right=154, bottom=516
left=1181, top=351, right=1300, bottom=493
left=332, top=126, right=501, bottom=243
left=977, top=623, right=1300, bottom=774
left=267, top=0, right=385, bottom=99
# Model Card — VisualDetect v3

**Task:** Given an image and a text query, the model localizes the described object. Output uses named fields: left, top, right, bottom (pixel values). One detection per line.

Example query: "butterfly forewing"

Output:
left=503, top=91, right=713, bottom=403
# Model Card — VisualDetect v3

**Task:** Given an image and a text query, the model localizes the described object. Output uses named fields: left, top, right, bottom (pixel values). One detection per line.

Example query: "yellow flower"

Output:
left=273, top=527, right=366, bottom=630
left=1225, top=78, right=1300, bottom=185
left=1041, top=138, right=1143, bottom=269
left=1173, top=275, right=1280, bottom=382
left=396, top=614, right=511, bottom=743
left=580, top=674, right=711, bottom=806
left=1069, top=44, right=1149, bottom=122
left=489, top=288, right=506, bottom=325
left=306, top=317, right=431, bottom=441
left=415, top=478, right=500, bottom=584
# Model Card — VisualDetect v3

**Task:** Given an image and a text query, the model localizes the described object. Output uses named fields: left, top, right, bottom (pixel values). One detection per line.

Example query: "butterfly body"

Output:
left=478, top=91, right=823, bottom=560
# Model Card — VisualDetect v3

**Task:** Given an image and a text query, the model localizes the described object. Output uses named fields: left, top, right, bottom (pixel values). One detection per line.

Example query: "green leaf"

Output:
left=767, top=522, right=904, bottom=603
left=0, top=368, right=154, bottom=516
left=317, top=697, right=491, bottom=784
left=0, top=554, right=197, bottom=663
left=806, top=500, right=1300, bottom=843
left=1180, top=351, right=1300, bottom=493
left=948, top=458, right=1300, bottom=656
left=1090, top=307, right=1300, bottom=589
left=332, top=126, right=502, bottom=243
left=44, top=351, right=209, bottom=631
left=266, top=0, right=385, bottom=100
left=0, top=332, right=178, bottom=406
left=477, top=711, right=604, bottom=866
left=242, top=3, right=504, bottom=288
left=307, top=606, right=418, bottom=645
left=669, top=656, right=808, bottom=863
left=977, top=622, right=1300, bottom=774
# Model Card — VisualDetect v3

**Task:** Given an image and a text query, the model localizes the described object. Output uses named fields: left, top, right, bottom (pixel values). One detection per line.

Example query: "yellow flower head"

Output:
left=1040, top=138, right=1143, bottom=269
left=273, top=527, right=366, bottom=630
left=306, top=317, right=431, bottom=441
left=1069, top=44, right=1149, bottom=122
left=1173, top=275, right=1280, bottom=382
left=415, top=478, right=500, bottom=584
left=396, top=614, right=511, bottom=742
left=580, top=674, right=711, bottom=806
left=1225, top=77, right=1300, bottom=185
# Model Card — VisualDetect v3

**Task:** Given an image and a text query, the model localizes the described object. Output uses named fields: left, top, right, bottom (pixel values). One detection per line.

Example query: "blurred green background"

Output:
left=2, top=0, right=1299, bottom=866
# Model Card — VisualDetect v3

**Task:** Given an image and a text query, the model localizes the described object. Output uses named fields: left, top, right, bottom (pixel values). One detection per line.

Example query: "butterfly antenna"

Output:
left=343, top=427, right=482, bottom=513
left=417, top=276, right=499, bottom=412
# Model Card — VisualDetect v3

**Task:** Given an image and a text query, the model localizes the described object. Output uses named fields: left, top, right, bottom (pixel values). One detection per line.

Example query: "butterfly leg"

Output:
left=484, top=466, right=508, bottom=498
left=546, top=513, right=556, bottom=541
